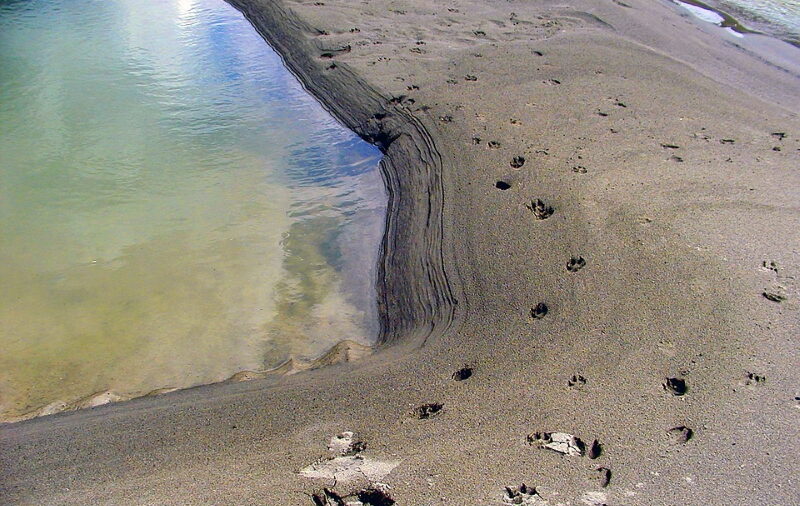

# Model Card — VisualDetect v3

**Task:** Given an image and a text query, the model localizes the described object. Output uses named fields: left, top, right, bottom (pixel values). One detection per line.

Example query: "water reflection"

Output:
left=0, top=0, right=385, bottom=420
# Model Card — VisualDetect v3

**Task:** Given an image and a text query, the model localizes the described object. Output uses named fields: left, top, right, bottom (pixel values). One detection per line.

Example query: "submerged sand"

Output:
left=1, top=0, right=799, bottom=504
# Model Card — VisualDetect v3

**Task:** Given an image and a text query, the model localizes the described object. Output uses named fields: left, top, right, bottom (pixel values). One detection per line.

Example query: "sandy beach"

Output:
left=1, top=0, right=799, bottom=504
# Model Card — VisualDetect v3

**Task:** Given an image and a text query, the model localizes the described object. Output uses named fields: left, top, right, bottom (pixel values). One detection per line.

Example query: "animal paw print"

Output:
left=503, top=484, right=542, bottom=505
left=503, top=483, right=542, bottom=505
left=452, top=366, right=473, bottom=381
left=526, top=199, right=553, bottom=220
left=663, top=377, right=687, bottom=396
left=413, top=403, right=443, bottom=419
left=745, top=372, right=766, bottom=385
left=567, top=374, right=587, bottom=388
left=566, top=256, right=586, bottom=272
left=594, top=467, right=611, bottom=488
left=667, top=425, right=693, bottom=444
left=530, top=302, right=548, bottom=319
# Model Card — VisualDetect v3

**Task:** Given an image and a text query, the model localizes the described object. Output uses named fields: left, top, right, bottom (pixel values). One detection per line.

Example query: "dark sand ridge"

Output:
left=1, top=0, right=799, bottom=504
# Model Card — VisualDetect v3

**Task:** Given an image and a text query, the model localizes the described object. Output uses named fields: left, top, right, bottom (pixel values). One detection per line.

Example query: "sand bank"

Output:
left=1, top=0, right=799, bottom=503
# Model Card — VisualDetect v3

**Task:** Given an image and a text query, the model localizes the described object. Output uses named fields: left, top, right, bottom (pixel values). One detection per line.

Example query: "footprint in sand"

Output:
left=319, top=44, right=351, bottom=59
left=413, top=403, right=443, bottom=419
left=312, top=483, right=395, bottom=506
left=502, top=484, right=543, bottom=505
left=587, top=439, right=602, bottom=459
left=389, top=95, right=413, bottom=105
left=593, top=467, right=612, bottom=488
left=568, top=374, right=587, bottom=388
left=355, top=485, right=395, bottom=506
left=744, top=372, right=766, bottom=386
left=566, top=256, right=586, bottom=272
left=527, top=199, right=553, bottom=220
left=452, top=366, right=473, bottom=381
left=530, top=302, right=548, bottom=320
left=667, top=425, right=693, bottom=444
left=510, top=156, right=526, bottom=168
left=311, top=488, right=343, bottom=506
left=663, top=377, right=688, bottom=396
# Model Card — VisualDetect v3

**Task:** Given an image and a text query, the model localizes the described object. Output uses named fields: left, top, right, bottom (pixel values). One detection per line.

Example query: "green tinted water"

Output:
left=0, top=0, right=385, bottom=420
left=716, top=0, right=799, bottom=43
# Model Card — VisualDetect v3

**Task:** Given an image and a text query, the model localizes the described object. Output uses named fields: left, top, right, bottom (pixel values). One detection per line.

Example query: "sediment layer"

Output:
left=227, top=0, right=461, bottom=345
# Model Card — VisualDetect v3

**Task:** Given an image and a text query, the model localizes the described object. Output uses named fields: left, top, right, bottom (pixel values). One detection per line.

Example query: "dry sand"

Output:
left=2, top=0, right=799, bottom=504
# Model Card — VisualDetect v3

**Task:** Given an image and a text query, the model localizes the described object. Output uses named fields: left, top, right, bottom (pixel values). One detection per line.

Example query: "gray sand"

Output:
left=2, top=0, right=799, bottom=504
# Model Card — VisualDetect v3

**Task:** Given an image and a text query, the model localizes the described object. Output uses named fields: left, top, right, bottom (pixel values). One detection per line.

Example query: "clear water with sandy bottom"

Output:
left=0, top=0, right=385, bottom=421
left=703, top=0, right=799, bottom=44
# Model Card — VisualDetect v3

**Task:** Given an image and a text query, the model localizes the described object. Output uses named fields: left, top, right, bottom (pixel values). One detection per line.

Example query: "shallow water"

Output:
left=686, top=0, right=800, bottom=45
left=717, top=0, right=799, bottom=43
left=0, top=0, right=385, bottom=420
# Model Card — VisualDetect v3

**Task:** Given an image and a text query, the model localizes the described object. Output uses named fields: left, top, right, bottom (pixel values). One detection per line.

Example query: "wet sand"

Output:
left=1, top=0, right=799, bottom=504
